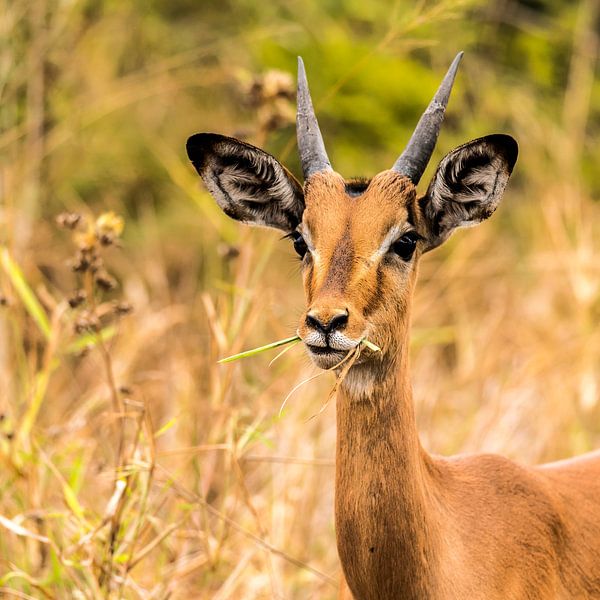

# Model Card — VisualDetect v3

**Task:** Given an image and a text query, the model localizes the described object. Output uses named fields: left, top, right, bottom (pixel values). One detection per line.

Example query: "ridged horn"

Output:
left=296, top=56, right=332, bottom=180
left=392, top=52, right=463, bottom=184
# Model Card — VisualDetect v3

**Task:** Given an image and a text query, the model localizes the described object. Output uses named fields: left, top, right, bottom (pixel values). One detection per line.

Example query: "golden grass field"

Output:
left=1, top=0, right=599, bottom=597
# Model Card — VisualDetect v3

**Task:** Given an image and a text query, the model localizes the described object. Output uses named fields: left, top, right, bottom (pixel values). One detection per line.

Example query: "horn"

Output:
left=296, top=56, right=333, bottom=180
left=392, top=52, right=463, bottom=184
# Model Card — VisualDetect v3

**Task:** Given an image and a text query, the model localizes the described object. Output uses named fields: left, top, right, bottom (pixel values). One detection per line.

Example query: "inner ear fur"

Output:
left=420, top=134, right=518, bottom=251
left=186, top=133, right=304, bottom=233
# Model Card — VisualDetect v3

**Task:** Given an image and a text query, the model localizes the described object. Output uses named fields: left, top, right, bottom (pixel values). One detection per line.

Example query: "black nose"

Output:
left=306, top=310, right=349, bottom=334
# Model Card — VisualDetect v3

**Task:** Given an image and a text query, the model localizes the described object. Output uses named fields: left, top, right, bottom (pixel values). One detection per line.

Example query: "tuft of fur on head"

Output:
left=345, top=178, right=371, bottom=198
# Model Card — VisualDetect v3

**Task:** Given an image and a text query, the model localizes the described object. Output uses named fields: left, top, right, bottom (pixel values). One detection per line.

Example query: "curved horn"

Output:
left=296, top=56, right=332, bottom=180
left=392, top=52, right=463, bottom=184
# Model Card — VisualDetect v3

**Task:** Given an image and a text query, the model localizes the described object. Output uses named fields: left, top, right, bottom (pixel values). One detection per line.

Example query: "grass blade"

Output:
left=0, top=247, right=51, bottom=340
left=269, top=339, right=302, bottom=367
left=219, top=335, right=380, bottom=363
left=66, top=325, right=117, bottom=354
left=218, top=335, right=301, bottom=364
left=0, top=514, right=51, bottom=544
left=361, top=338, right=381, bottom=352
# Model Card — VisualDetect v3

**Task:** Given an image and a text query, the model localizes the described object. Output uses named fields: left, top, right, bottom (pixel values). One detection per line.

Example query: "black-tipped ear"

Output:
left=186, top=133, right=305, bottom=233
left=420, top=134, right=518, bottom=251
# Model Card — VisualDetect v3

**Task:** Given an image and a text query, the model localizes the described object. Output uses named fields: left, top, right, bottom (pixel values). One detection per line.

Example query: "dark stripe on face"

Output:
left=363, top=263, right=385, bottom=318
left=305, top=259, right=315, bottom=303
left=320, top=221, right=354, bottom=295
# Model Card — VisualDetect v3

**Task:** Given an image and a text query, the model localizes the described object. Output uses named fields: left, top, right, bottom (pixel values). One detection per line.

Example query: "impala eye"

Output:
left=391, top=232, right=420, bottom=261
left=290, top=231, right=308, bottom=258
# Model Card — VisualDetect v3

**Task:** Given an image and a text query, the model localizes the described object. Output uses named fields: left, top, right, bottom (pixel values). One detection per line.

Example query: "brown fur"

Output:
left=297, top=171, right=600, bottom=600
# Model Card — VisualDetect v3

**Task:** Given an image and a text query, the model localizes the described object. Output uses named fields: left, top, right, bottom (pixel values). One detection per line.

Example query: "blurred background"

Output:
left=1, top=0, right=599, bottom=597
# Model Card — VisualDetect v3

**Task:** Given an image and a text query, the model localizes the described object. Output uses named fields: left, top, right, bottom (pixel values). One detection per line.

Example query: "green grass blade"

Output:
left=218, top=335, right=301, bottom=364
left=219, top=335, right=381, bottom=363
left=1, top=247, right=51, bottom=340
left=361, top=338, right=381, bottom=352
left=16, top=358, right=60, bottom=455
left=66, top=325, right=117, bottom=354
left=155, top=416, right=178, bottom=438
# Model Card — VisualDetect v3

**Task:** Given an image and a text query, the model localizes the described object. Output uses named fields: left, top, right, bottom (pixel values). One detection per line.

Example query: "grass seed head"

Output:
left=68, top=290, right=87, bottom=308
left=56, top=212, right=84, bottom=230
left=95, top=211, right=124, bottom=246
left=112, top=300, right=133, bottom=315
left=95, top=270, right=118, bottom=291
left=74, top=311, right=101, bottom=334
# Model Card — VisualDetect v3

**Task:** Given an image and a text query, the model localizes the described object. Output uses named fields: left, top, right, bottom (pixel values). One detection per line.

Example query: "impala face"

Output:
left=293, top=170, right=422, bottom=369
left=187, top=55, right=517, bottom=370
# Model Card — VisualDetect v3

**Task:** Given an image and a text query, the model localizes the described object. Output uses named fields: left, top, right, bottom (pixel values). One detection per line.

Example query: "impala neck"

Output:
left=335, top=319, right=444, bottom=599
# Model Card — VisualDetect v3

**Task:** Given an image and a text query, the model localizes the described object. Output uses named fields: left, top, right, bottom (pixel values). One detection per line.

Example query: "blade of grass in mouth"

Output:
left=361, top=338, right=381, bottom=352
left=218, top=335, right=381, bottom=363
left=218, top=335, right=301, bottom=364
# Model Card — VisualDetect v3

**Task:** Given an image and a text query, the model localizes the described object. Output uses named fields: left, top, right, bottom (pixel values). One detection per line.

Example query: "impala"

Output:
left=187, top=53, right=600, bottom=599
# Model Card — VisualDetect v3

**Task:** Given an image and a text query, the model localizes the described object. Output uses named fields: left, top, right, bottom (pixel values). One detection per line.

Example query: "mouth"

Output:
left=299, top=328, right=373, bottom=369
left=305, top=343, right=356, bottom=369
left=306, top=344, right=346, bottom=356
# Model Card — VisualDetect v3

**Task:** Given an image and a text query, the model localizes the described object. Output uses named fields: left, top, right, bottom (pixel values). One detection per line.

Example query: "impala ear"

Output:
left=186, top=133, right=305, bottom=233
left=420, top=134, right=518, bottom=251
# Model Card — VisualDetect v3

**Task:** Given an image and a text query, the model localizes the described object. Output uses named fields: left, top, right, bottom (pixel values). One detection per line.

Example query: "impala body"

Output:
left=187, top=54, right=600, bottom=599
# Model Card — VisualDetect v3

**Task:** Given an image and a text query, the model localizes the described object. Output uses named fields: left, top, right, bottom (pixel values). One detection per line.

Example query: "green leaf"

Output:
left=62, top=481, right=86, bottom=524
left=18, top=365, right=55, bottom=444
left=0, top=247, right=51, bottom=340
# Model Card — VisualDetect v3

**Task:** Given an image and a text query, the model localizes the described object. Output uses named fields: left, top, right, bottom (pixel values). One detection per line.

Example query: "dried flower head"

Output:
left=112, top=301, right=133, bottom=315
left=56, top=212, right=84, bottom=230
left=95, top=212, right=124, bottom=246
left=68, top=290, right=87, bottom=309
left=70, top=248, right=98, bottom=273
left=247, top=69, right=294, bottom=106
left=95, top=270, right=117, bottom=291
left=74, top=311, right=100, bottom=334
left=74, top=229, right=98, bottom=251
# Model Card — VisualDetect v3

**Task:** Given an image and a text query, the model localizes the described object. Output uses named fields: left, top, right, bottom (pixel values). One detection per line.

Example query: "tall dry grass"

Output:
left=0, top=0, right=599, bottom=598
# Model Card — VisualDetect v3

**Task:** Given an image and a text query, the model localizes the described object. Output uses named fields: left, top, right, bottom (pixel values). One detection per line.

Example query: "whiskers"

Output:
left=305, top=344, right=362, bottom=422
left=277, top=343, right=362, bottom=420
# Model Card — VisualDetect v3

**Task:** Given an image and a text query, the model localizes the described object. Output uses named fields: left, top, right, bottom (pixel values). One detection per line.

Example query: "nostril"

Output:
left=329, top=312, right=348, bottom=332
left=306, top=309, right=349, bottom=334
left=306, top=313, right=324, bottom=332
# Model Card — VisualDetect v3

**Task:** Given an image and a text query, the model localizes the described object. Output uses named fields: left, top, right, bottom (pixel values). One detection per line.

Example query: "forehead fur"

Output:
left=302, top=170, right=419, bottom=245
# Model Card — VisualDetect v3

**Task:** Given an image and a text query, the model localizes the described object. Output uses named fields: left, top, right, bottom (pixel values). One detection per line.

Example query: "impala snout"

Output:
left=299, top=302, right=367, bottom=368
left=306, top=308, right=348, bottom=335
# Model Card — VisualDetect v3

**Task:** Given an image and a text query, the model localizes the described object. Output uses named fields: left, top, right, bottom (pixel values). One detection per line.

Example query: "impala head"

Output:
left=187, top=53, right=517, bottom=372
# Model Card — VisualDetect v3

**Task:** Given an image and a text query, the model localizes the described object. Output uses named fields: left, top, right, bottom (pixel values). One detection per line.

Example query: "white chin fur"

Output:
left=302, top=331, right=360, bottom=351
left=306, top=347, right=349, bottom=370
